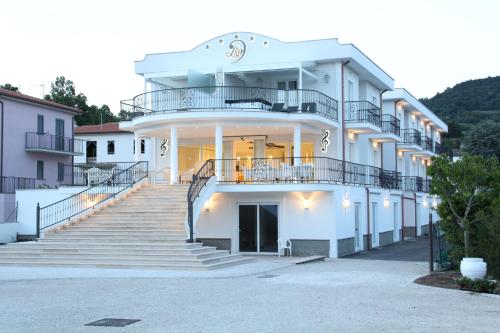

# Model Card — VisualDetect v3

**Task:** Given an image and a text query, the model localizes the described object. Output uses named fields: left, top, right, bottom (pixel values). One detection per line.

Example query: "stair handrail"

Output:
left=187, top=159, right=215, bottom=243
left=36, top=161, right=149, bottom=237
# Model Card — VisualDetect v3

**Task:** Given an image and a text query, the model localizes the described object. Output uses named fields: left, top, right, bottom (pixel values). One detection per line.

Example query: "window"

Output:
left=37, top=115, right=44, bottom=134
left=107, top=140, right=115, bottom=155
left=277, top=81, right=297, bottom=90
left=37, top=160, right=44, bottom=180
left=86, top=141, right=97, bottom=163
left=57, top=162, right=64, bottom=182
left=347, top=80, right=354, bottom=100
left=133, top=139, right=146, bottom=154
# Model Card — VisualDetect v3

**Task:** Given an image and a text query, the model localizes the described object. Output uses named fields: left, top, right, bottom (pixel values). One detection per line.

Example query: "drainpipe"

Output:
left=0, top=100, right=4, bottom=193
left=414, top=192, right=418, bottom=238
left=379, top=90, right=388, bottom=171
left=341, top=60, right=350, bottom=184
left=401, top=194, right=404, bottom=241
left=393, top=100, right=401, bottom=175
left=366, top=187, right=371, bottom=250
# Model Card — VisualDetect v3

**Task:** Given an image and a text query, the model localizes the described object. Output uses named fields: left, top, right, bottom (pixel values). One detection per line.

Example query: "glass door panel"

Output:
left=239, top=205, right=257, bottom=252
left=259, top=205, right=278, bottom=252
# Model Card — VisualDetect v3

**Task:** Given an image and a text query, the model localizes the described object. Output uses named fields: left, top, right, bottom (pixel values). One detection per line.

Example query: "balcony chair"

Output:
left=277, top=238, right=292, bottom=257
left=85, top=167, right=101, bottom=186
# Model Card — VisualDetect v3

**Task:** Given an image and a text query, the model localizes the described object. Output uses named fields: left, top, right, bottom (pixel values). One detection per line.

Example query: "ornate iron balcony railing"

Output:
left=344, top=101, right=381, bottom=127
left=433, top=141, right=443, bottom=155
left=400, top=129, right=422, bottom=146
left=381, top=114, right=400, bottom=136
left=422, top=136, right=433, bottom=151
left=126, top=86, right=339, bottom=121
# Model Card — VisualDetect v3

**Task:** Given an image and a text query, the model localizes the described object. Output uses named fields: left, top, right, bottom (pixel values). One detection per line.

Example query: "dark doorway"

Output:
left=239, top=204, right=278, bottom=253
left=86, top=141, right=97, bottom=163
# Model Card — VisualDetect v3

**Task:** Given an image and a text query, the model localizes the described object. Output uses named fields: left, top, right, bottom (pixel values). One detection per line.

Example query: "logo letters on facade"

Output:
left=321, top=130, right=330, bottom=153
left=226, top=39, right=246, bottom=63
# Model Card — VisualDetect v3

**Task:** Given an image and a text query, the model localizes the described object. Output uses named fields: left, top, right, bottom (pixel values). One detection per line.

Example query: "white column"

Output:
left=293, top=124, right=301, bottom=164
left=150, top=137, right=157, bottom=183
left=170, top=127, right=178, bottom=184
left=215, top=124, right=223, bottom=180
left=143, top=79, right=149, bottom=112
left=134, top=132, right=141, bottom=162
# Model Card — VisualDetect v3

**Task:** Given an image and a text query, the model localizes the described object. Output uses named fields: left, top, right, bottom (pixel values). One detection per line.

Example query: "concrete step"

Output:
left=59, top=226, right=186, bottom=232
left=41, top=238, right=188, bottom=244
left=0, top=245, right=217, bottom=254
left=0, top=254, right=246, bottom=266
left=0, top=250, right=230, bottom=261
left=48, top=231, right=186, bottom=237
left=0, top=256, right=253, bottom=271
left=13, top=241, right=205, bottom=250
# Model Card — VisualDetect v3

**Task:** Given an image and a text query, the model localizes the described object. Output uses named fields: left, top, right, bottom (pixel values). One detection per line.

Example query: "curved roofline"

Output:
left=134, top=32, right=339, bottom=62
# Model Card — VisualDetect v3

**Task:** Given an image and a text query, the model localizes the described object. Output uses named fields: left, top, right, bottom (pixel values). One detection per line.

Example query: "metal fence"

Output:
left=25, top=132, right=85, bottom=154
left=58, top=162, right=142, bottom=186
left=0, top=176, right=36, bottom=193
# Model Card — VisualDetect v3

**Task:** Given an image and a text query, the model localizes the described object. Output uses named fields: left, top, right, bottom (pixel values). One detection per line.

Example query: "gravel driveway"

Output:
left=0, top=257, right=499, bottom=333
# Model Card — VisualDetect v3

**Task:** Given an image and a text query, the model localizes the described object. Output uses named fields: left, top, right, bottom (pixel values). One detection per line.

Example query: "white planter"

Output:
left=460, top=257, right=487, bottom=279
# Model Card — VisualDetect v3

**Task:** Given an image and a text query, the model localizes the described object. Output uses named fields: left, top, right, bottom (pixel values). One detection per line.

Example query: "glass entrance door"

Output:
left=238, top=204, right=278, bottom=253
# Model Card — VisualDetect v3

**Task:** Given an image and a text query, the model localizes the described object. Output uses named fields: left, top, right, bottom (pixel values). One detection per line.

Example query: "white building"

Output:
left=86, top=33, right=448, bottom=257
left=74, top=123, right=150, bottom=164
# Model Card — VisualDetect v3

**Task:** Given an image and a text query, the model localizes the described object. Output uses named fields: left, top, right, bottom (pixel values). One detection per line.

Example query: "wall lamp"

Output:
left=342, top=191, right=351, bottom=210
left=303, top=199, right=310, bottom=210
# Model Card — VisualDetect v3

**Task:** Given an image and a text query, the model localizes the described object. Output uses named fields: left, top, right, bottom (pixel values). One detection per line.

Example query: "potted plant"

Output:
left=428, top=155, right=498, bottom=279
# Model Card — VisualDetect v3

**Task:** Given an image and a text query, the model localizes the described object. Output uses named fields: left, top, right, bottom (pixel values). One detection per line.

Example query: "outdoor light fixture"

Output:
left=323, top=74, right=330, bottom=84
left=348, top=132, right=355, bottom=140
left=422, top=195, right=429, bottom=208
left=432, top=196, right=438, bottom=209
left=412, top=156, right=417, bottom=162
left=383, top=192, right=390, bottom=208
left=398, top=150, right=403, bottom=158
left=372, top=141, right=378, bottom=149
left=421, top=159, right=426, bottom=165
left=303, top=199, right=310, bottom=210
left=342, top=192, right=351, bottom=210
left=411, top=114, right=416, bottom=121
left=204, top=199, right=211, bottom=212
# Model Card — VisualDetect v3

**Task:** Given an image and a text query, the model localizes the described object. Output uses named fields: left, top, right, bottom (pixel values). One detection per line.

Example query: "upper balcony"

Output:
left=367, top=114, right=401, bottom=143
left=122, top=86, right=339, bottom=122
left=344, top=101, right=381, bottom=134
left=433, top=141, right=444, bottom=155
left=420, top=136, right=435, bottom=156
left=398, top=128, right=422, bottom=152
left=25, top=132, right=84, bottom=156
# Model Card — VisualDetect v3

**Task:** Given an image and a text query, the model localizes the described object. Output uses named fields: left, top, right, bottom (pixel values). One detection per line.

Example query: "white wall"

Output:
left=0, top=223, right=17, bottom=243
left=15, top=187, right=89, bottom=235
left=75, top=133, right=150, bottom=164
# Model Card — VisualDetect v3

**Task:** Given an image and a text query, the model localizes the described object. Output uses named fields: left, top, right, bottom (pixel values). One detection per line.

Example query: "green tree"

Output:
left=44, top=76, right=118, bottom=126
left=429, top=155, right=499, bottom=258
left=465, top=120, right=500, bottom=159
left=0, top=83, right=20, bottom=92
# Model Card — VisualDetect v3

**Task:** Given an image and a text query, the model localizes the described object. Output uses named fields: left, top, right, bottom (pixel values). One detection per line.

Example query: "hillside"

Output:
left=420, top=76, right=500, bottom=152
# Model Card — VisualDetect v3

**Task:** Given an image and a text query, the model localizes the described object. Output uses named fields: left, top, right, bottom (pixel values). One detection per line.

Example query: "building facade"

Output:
left=115, top=32, right=446, bottom=257
left=0, top=88, right=82, bottom=222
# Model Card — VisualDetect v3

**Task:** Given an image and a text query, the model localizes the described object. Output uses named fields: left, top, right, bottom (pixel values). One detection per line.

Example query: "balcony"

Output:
left=124, top=86, right=339, bottom=122
left=433, top=141, right=444, bottom=155
left=398, top=129, right=422, bottom=152
left=344, top=101, right=381, bottom=133
left=367, top=114, right=401, bottom=142
left=25, top=132, right=84, bottom=156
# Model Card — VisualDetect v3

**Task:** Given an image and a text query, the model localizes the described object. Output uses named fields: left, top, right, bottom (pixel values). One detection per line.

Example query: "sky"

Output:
left=1, top=0, right=499, bottom=114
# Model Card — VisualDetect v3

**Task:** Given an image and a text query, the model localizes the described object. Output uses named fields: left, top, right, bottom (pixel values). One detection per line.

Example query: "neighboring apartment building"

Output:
left=113, top=32, right=448, bottom=257
left=74, top=123, right=150, bottom=164
left=0, top=88, right=82, bottom=221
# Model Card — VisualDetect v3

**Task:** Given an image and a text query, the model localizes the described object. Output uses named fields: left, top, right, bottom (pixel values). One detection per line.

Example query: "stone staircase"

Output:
left=0, top=184, right=253, bottom=270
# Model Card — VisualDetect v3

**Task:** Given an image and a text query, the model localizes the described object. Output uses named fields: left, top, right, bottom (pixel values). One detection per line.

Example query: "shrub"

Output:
left=456, top=276, right=497, bottom=294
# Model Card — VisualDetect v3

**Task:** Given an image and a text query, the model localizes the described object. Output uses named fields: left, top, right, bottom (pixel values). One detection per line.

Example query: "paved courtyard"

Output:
left=0, top=256, right=499, bottom=333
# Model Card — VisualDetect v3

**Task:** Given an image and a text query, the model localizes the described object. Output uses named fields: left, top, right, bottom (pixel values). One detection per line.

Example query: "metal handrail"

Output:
left=128, top=86, right=339, bottom=121
left=25, top=132, right=85, bottom=154
left=422, top=136, right=433, bottom=151
left=187, top=160, right=215, bottom=242
left=36, top=161, right=149, bottom=237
